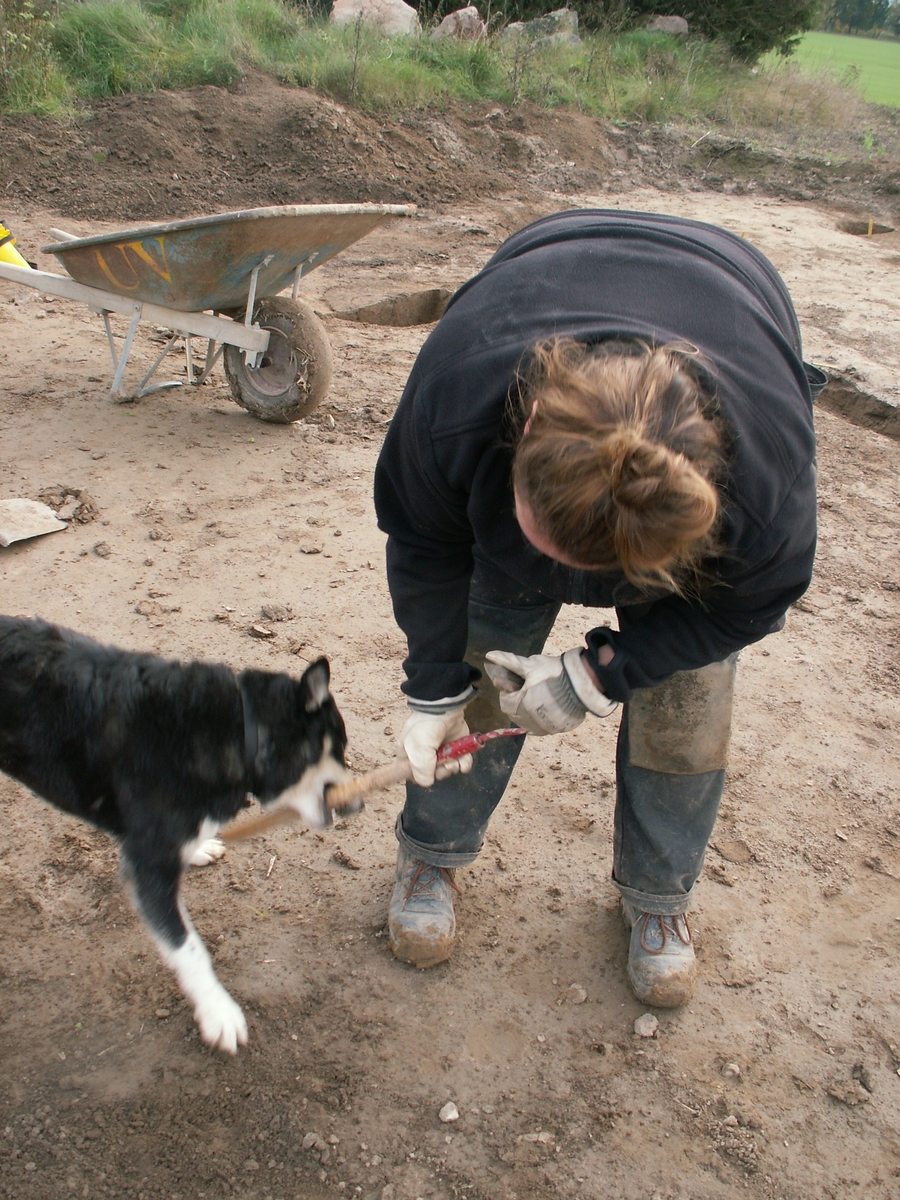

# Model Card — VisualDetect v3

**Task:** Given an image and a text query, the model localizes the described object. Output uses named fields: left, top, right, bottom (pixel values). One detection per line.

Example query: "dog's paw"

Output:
left=189, top=837, right=226, bottom=868
left=194, top=991, right=248, bottom=1055
left=331, top=796, right=364, bottom=819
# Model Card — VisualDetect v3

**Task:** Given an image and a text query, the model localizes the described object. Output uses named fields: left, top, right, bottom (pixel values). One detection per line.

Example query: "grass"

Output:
left=1, top=0, right=892, bottom=129
left=777, top=30, right=900, bottom=108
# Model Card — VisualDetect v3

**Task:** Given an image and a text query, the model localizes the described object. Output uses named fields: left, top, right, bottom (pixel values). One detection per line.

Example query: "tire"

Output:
left=223, top=296, right=333, bottom=424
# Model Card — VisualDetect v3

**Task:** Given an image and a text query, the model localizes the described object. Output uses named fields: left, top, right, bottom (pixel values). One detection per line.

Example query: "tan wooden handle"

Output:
left=219, top=758, right=413, bottom=844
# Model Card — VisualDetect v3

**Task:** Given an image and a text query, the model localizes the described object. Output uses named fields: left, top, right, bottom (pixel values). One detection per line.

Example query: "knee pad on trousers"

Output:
left=626, top=656, right=737, bottom=775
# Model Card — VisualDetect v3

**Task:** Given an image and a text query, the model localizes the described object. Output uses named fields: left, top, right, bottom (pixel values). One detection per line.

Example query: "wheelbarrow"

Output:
left=0, top=203, right=415, bottom=423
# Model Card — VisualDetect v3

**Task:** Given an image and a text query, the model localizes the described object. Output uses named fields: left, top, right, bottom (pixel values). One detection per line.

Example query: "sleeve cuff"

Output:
left=406, top=686, right=476, bottom=714
left=583, top=627, right=634, bottom=703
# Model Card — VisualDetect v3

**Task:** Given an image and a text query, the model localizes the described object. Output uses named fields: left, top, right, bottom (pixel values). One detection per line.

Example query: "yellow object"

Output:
left=868, top=218, right=875, bottom=237
left=0, top=223, right=31, bottom=269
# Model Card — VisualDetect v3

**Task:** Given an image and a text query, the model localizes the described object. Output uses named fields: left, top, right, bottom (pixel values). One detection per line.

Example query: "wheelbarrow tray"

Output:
left=41, top=203, right=415, bottom=313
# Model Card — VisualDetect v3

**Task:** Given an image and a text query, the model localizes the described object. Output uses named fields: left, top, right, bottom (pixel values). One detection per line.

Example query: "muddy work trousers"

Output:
left=396, top=562, right=736, bottom=916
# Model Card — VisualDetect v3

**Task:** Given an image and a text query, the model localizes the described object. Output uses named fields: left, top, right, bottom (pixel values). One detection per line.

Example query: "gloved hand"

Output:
left=484, top=648, right=618, bottom=736
left=400, top=702, right=474, bottom=788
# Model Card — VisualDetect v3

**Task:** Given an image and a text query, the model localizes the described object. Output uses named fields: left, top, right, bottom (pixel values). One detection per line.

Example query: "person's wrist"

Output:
left=562, top=649, right=618, bottom=718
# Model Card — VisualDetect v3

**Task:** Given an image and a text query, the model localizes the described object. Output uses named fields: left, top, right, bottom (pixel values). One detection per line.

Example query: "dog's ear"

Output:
left=299, top=657, right=331, bottom=712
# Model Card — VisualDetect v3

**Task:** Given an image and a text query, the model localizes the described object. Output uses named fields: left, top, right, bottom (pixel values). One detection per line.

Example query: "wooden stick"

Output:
left=219, top=758, right=413, bottom=844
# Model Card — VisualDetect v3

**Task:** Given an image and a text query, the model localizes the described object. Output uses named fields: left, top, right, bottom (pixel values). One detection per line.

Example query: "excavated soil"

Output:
left=1, top=74, right=900, bottom=1200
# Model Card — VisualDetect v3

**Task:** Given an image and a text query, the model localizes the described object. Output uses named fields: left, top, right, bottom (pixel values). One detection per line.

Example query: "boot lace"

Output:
left=405, top=861, right=461, bottom=902
left=637, top=911, right=692, bottom=955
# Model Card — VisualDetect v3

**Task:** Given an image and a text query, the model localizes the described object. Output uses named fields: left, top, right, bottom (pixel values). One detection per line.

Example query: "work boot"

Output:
left=388, top=842, right=459, bottom=969
left=622, top=900, right=696, bottom=1009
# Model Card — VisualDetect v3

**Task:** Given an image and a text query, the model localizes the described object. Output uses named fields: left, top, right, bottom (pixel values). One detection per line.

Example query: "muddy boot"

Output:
left=388, top=843, right=459, bottom=969
left=622, top=900, right=696, bottom=1008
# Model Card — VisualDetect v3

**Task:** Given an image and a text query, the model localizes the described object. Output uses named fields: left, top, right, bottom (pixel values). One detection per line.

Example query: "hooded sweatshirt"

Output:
left=374, top=209, right=820, bottom=704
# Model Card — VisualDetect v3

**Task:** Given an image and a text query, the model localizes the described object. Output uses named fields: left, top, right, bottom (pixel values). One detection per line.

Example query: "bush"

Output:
left=624, top=1, right=819, bottom=60
left=0, top=0, right=72, bottom=112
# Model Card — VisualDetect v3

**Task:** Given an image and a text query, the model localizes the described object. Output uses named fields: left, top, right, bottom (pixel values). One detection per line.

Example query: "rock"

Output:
left=298, top=541, right=322, bottom=554
left=302, top=1132, right=329, bottom=1152
left=499, top=20, right=525, bottom=39
left=499, top=7, right=577, bottom=41
left=534, top=31, right=582, bottom=49
left=432, top=5, right=485, bottom=40
left=0, top=498, right=67, bottom=547
left=645, top=14, right=689, bottom=35
left=827, top=1079, right=870, bottom=1107
left=565, top=984, right=588, bottom=1004
left=154, top=1008, right=170, bottom=1019
left=249, top=624, right=276, bottom=639
left=331, top=0, right=418, bottom=36
left=333, top=847, right=362, bottom=870
left=526, top=6, right=578, bottom=35
left=439, top=1101, right=460, bottom=1123
left=634, top=1013, right=659, bottom=1038
left=38, top=485, right=98, bottom=525
left=93, top=541, right=111, bottom=558
left=722, top=1062, right=742, bottom=1078
left=260, top=603, right=293, bottom=622
left=713, top=839, right=753, bottom=865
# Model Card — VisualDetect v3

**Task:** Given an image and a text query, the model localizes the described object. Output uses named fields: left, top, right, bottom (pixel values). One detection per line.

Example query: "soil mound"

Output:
left=2, top=71, right=898, bottom=226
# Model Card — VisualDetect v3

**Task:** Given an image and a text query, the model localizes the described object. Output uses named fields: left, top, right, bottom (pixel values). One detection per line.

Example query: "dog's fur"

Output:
left=0, top=615, right=355, bottom=1053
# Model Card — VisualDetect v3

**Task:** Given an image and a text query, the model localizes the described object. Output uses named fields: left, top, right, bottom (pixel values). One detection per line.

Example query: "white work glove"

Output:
left=400, top=698, right=474, bottom=788
left=484, top=648, right=618, bottom=736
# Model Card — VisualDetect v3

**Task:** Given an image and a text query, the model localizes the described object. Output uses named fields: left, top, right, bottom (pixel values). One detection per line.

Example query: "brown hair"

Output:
left=511, top=338, right=725, bottom=590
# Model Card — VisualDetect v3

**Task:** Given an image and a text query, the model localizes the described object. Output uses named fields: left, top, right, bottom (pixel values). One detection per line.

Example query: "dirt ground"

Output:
left=2, top=79, right=900, bottom=1200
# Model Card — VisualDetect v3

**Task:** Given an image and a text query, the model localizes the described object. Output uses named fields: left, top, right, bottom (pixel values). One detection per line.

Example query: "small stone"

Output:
left=93, top=541, right=111, bottom=558
left=155, top=1009, right=170, bottom=1019
left=565, top=984, right=587, bottom=1004
left=722, top=1062, right=742, bottom=1078
left=634, top=1013, right=659, bottom=1038
left=298, top=542, right=322, bottom=555
left=332, top=848, right=362, bottom=870
left=249, top=624, right=275, bottom=639
left=260, top=603, right=293, bottom=622
left=827, top=1080, right=870, bottom=1107
left=439, top=1101, right=460, bottom=1123
left=243, top=1159, right=260, bottom=1171
left=57, top=499, right=80, bottom=521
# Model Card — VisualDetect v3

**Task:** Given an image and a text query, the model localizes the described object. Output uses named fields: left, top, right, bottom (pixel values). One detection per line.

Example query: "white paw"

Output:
left=189, top=837, right=226, bottom=868
left=194, top=990, right=248, bottom=1055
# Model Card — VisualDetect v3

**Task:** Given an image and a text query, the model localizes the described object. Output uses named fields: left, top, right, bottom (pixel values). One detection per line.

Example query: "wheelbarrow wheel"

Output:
left=223, top=296, right=333, bottom=423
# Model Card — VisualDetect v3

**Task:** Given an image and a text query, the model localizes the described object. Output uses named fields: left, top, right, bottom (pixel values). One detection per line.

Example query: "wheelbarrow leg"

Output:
left=136, top=333, right=181, bottom=397
left=197, top=338, right=225, bottom=385
left=107, top=301, right=143, bottom=398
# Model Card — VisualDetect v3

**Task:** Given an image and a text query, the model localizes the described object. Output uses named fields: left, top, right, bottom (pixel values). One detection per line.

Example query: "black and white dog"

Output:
left=0, top=615, right=356, bottom=1054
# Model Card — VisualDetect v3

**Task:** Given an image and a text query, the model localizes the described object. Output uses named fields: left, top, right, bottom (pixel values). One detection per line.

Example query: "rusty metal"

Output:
left=41, top=203, right=416, bottom=313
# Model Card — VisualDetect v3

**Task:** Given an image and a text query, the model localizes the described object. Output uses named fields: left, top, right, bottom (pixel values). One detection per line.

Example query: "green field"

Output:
left=789, top=30, right=900, bottom=107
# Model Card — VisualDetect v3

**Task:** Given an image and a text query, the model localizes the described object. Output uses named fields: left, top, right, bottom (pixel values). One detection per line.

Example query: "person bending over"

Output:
left=374, top=209, right=822, bottom=1007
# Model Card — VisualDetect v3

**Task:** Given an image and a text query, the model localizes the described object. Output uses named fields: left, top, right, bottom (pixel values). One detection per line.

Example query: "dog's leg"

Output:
left=121, top=854, right=248, bottom=1054
left=188, top=837, right=226, bottom=868
left=184, top=818, right=226, bottom=868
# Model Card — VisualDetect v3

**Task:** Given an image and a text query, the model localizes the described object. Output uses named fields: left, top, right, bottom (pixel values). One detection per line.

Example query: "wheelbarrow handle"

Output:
left=218, top=727, right=526, bottom=844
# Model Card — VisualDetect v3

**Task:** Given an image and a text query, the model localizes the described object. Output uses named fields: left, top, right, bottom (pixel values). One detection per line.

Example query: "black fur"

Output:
left=0, top=615, right=351, bottom=1052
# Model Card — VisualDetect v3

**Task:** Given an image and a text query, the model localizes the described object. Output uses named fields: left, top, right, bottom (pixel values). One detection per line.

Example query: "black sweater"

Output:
left=374, top=210, right=819, bottom=704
